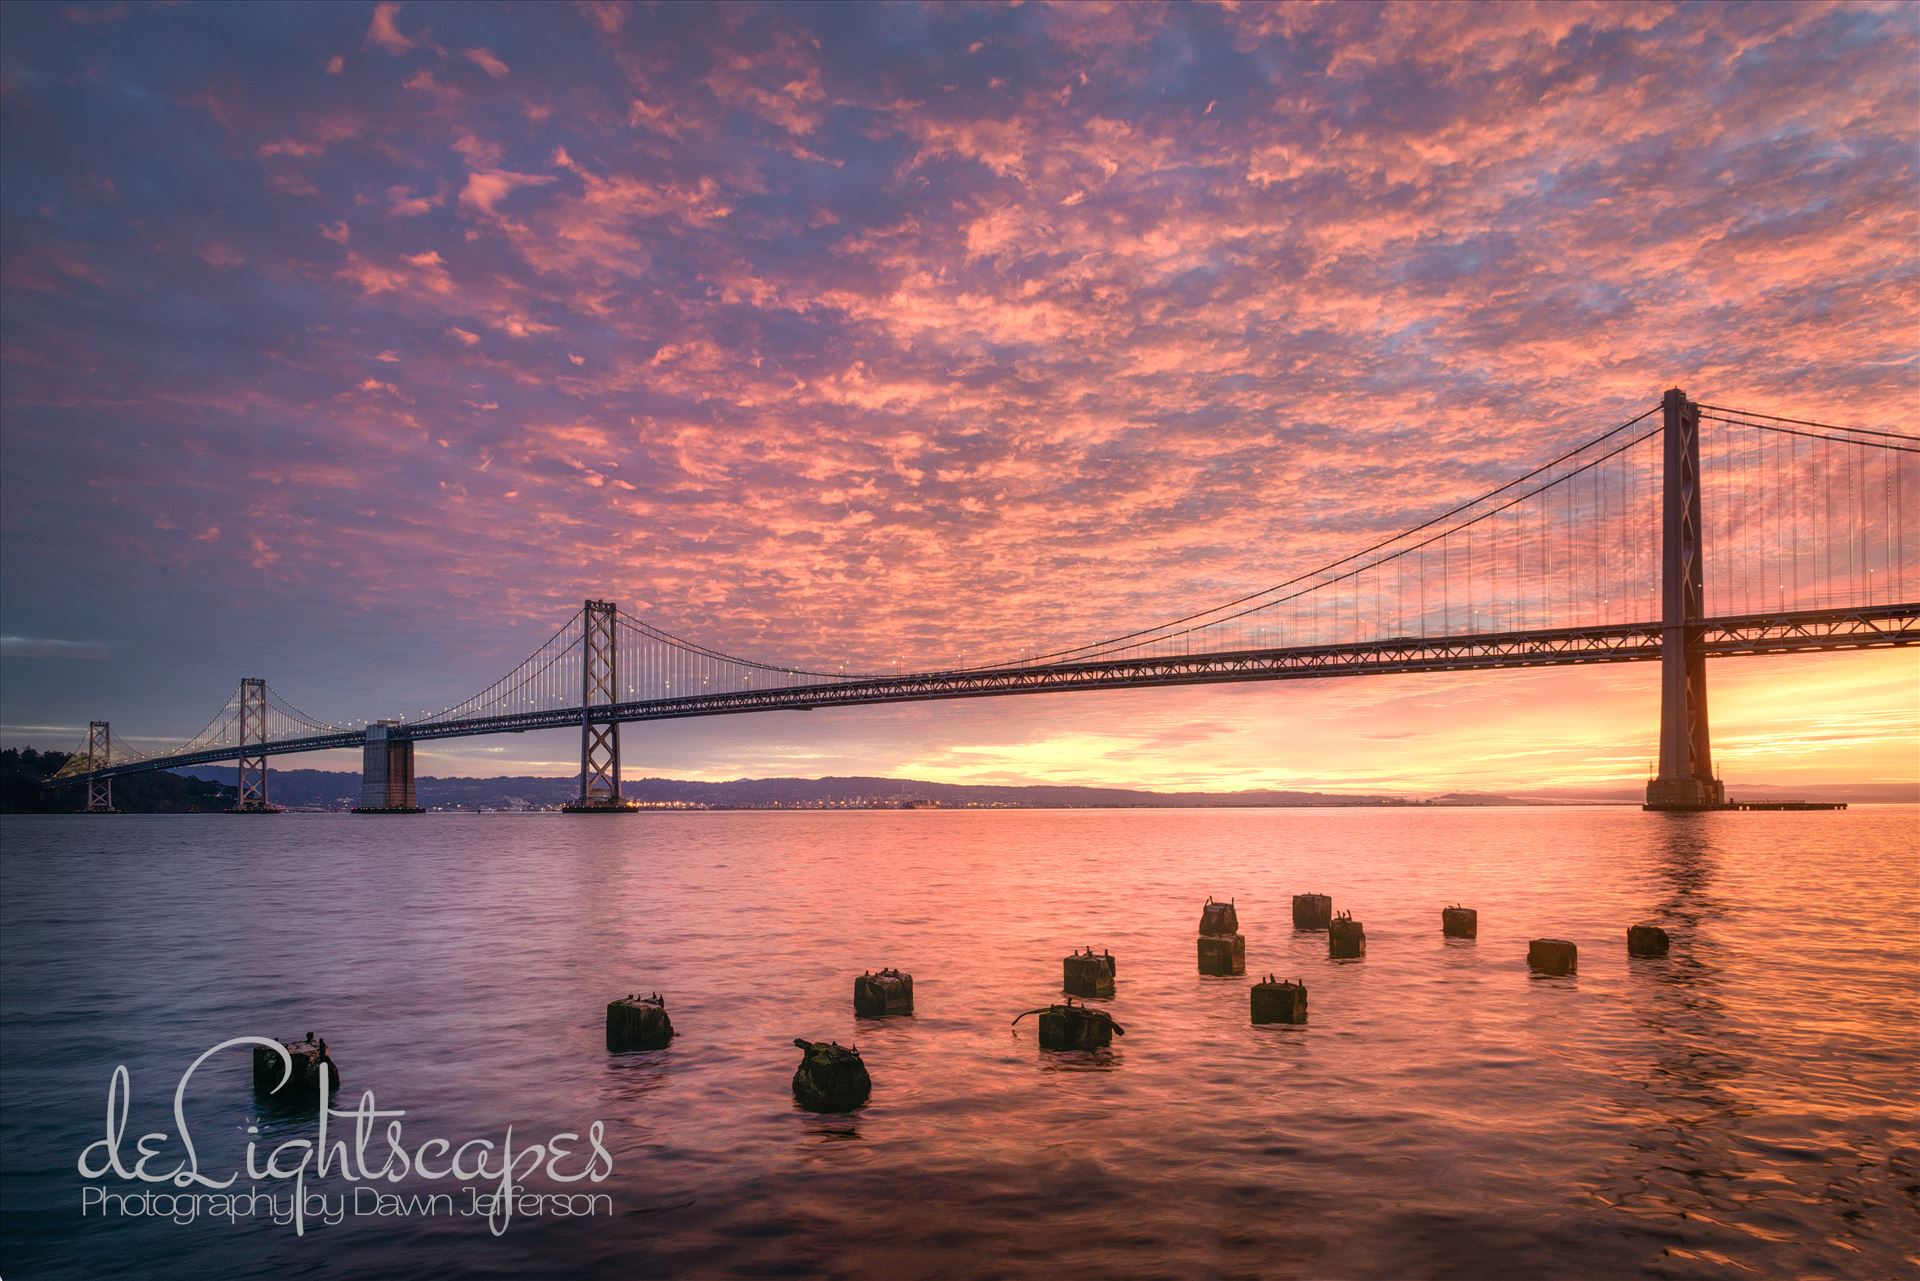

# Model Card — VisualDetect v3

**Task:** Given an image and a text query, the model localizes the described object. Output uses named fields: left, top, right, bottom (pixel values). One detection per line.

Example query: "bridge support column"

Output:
left=565, top=599, right=633, bottom=812
left=353, top=722, right=421, bottom=813
left=1646, top=388, right=1726, bottom=812
left=231, top=677, right=276, bottom=813
left=84, top=720, right=115, bottom=813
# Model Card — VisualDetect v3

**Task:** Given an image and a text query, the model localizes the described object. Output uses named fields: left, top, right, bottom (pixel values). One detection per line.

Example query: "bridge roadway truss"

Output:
left=60, top=602, right=1918, bottom=787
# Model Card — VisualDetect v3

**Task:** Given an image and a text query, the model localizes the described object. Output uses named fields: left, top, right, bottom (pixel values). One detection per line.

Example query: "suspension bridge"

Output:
left=46, top=389, right=1919, bottom=813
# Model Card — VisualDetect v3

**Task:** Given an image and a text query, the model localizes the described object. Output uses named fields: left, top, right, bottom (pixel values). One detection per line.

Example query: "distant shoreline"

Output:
left=7, top=749, right=1911, bottom=814
left=15, top=799, right=1916, bottom=817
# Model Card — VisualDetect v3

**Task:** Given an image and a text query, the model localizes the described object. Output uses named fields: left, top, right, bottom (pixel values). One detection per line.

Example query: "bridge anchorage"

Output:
left=37, top=387, right=1918, bottom=813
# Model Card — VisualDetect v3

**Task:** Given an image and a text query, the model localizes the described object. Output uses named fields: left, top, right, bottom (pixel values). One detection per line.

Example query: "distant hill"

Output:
left=175, top=768, right=1915, bottom=811
left=173, top=768, right=1423, bottom=810
left=8, top=750, right=1910, bottom=814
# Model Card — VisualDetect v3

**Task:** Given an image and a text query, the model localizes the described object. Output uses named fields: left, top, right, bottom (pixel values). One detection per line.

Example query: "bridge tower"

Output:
left=232, top=677, right=274, bottom=813
left=1645, top=388, right=1727, bottom=812
left=565, top=599, right=632, bottom=812
left=84, top=720, right=115, bottom=813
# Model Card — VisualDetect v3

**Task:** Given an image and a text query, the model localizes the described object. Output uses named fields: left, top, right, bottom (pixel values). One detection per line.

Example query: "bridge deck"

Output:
left=57, top=603, right=1919, bottom=785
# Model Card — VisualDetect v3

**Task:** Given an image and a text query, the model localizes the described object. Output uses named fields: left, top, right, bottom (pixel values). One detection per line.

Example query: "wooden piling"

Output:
left=1528, top=939, right=1578, bottom=975
left=1328, top=912, right=1366, bottom=959
left=1014, top=999, right=1125, bottom=1052
left=1063, top=948, right=1116, bottom=998
left=853, top=968, right=914, bottom=1016
left=252, top=1033, right=340, bottom=1095
left=606, top=993, right=675, bottom=1051
left=1627, top=924, right=1670, bottom=958
left=1199, top=897, right=1239, bottom=936
left=1442, top=905, right=1478, bottom=938
left=1292, top=893, right=1333, bottom=930
left=1200, top=895, right=1246, bottom=975
left=1198, top=933, right=1247, bottom=975
left=1250, top=976, right=1308, bottom=1025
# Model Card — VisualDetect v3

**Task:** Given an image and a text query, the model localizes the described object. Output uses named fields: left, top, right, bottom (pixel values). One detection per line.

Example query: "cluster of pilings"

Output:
left=606, top=906, right=1675, bottom=1109
left=251, top=910, right=1673, bottom=1116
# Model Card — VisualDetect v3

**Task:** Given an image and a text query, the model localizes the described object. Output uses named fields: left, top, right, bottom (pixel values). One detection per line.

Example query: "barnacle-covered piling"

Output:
left=791, top=1039, right=871, bottom=1112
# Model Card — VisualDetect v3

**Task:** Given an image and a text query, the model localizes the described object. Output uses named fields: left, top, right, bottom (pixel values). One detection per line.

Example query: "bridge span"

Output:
left=47, top=391, right=1920, bottom=812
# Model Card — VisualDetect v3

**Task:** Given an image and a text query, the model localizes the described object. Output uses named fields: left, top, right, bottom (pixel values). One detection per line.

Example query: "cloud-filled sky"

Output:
left=2, top=0, right=1915, bottom=792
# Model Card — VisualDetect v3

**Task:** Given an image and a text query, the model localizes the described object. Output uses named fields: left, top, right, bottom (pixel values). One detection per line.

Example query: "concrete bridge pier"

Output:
left=353, top=722, right=421, bottom=813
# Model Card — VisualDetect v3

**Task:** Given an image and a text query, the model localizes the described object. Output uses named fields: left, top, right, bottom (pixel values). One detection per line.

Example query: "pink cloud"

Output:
left=403, top=69, right=461, bottom=103
left=463, top=47, right=510, bottom=78
left=365, top=3, right=413, bottom=54
left=337, top=249, right=453, bottom=297
left=496, top=314, right=557, bottom=338
left=385, top=184, right=439, bottom=217
left=198, top=242, right=245, bottom=271
left=578, top=2, right=624, bottom=35
left=459, top=168, right=557, bottom=215
left=258, top=138, right=325, bottom=158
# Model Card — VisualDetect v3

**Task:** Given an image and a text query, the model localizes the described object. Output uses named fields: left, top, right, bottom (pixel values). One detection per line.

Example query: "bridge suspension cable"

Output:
left=406, top=599, right=902, bottom=730
left=1695, top=404, right=1919, bottom=445
left=411, top=606, right=589, bottom=725
left=934, top=403, right=1669, bottom=669
left=264, top=686, right=343, bottom=734
left=920, top=398, right=1917, bottom=672
left=1699, top=404, right=1917, bottom=614
left=48, top=678, right=336, bottom=778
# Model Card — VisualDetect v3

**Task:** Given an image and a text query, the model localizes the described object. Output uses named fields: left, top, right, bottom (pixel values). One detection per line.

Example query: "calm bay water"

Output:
left=1, top=806, right=1916, bottom=1279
